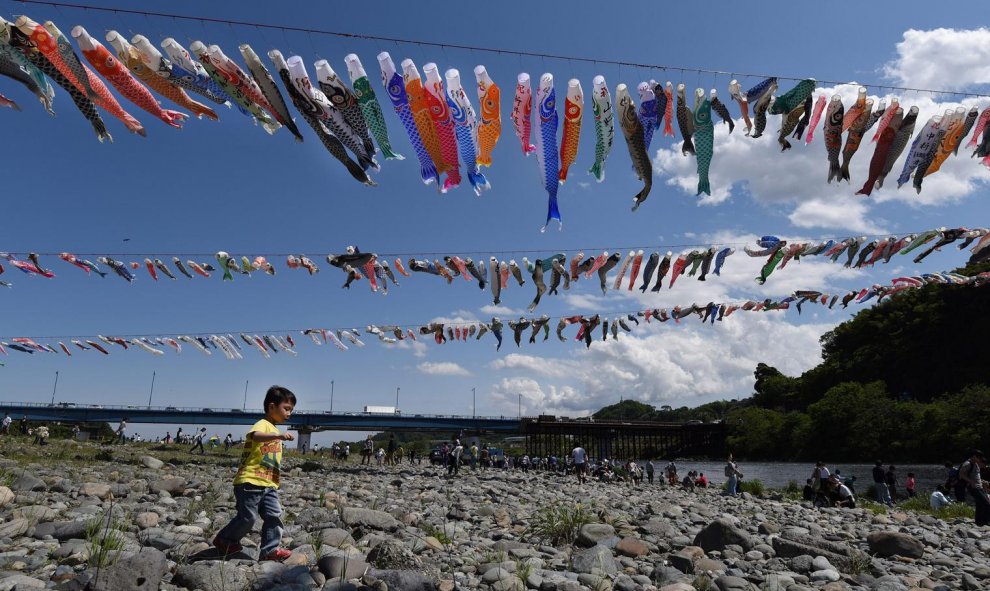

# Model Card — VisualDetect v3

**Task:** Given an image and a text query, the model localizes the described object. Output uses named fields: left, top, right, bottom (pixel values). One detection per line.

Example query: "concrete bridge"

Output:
left=0, top=402, right=727, bottom=458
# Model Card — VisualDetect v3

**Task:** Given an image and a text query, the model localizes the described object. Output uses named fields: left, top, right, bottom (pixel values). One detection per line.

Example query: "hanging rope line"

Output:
left=11, top=0, right=990, bottom=99
left=0, top=225, right=966, bottom=259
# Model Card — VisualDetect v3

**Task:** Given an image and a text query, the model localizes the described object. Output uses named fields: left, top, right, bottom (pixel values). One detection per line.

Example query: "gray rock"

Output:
left=366, top=540, right=421, bottom=570
left=366, top=569, right=436, bottom=591
left=693, top=518, right=756, bottom=552
left=317, top=554, right=370, bottom=580
left=148, top=476, right=186, bottom=495
left=788, top=555, right=813, bottom=573
left=714, top=575, right=753, bottom=591
left=89, top=547, right=168, bottom=591
left=319, top=528, right=356, bottom=549
left=809, top=569, right=840, bottom=582
left=341, top=507, right=401, bottom=532
left=570, top=545, right=616, bottom=575
left=0, top=486, right=13, bottom=508
left=576, top=523, right=616, bottom=547
left=78, top=482, right=112, bottom=500
left=140, top=455, right=163, bottom=469
left=866, top=531, right=925, bottom=559
left=576, top=573, right=611, bottom=590
left=172, top=561, right=250, bottom=591
left=32, top=519, right=88, bottom=540
left=0, top=574, right=45, bottom=590
left=0, top=518, right=30, bottom=538
left=11, top=473, right=45, bottom=492
left=295, top=506, right=334, bottom=528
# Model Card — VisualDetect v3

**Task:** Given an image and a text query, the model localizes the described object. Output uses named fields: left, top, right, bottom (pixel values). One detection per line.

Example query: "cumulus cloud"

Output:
left=488, top=313, right=833, bottom=415
left=651, top=30, right=990, bottom=233
left=417, top=361, right=471, bottom=376
left=883, top=28, right=990, bottom=91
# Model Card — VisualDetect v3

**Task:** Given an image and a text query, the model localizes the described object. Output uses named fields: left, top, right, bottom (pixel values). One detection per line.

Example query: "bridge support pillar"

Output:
left=295, top=430, right=313, bottom=453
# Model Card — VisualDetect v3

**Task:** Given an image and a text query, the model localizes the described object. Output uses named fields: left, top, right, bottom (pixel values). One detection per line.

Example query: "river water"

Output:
left=638, top=461, right=949, bottom=496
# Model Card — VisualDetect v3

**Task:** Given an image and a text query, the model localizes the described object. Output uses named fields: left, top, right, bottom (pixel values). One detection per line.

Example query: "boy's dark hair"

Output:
left=264, top=385, right=297, bottom=410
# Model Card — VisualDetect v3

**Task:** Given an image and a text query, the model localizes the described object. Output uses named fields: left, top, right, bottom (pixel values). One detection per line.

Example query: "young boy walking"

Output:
left=213, top=385, right=297, bottom=562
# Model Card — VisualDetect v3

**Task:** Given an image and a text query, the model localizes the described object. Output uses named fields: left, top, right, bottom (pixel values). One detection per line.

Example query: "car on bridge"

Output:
left=202, top=408, right=213, bottom=412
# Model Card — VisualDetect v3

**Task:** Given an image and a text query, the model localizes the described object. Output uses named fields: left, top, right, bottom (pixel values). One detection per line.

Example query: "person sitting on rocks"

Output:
left=803, top=479, right=816, bottom=501
left=682, top=472, right=695, bottom=491
left=33, top=425, right=49, bottom=445
left=930, top=485, right=952, bottom=511
left=696, top=472, right=709, bottom=488
left=829, top=478, right=856, bottom=508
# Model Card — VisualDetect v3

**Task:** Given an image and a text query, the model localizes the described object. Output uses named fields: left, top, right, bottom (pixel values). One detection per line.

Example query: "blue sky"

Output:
left=1, top=0, right=989, bottom=442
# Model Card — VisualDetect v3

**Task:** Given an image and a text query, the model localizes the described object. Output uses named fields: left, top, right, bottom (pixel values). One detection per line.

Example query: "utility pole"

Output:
left=330, top=380, right=334, bottom=414
left=395, top=387, right=400, bottom=408
left=50, top=371, right=59, bottom=405
left=243, top=380, right=249, bottom=410
left=147, top=371, right=156, bottom=407
left=518, top=393, right=522, bottom=418
left=472, top=387, right=476, bottom=418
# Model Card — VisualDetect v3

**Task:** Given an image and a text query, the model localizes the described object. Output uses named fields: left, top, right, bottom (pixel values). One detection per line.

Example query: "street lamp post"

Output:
left=472, top=387, right=476, bottom=418
left=147, top=371, right=156, bottom=407
left=243, top=380, right=249, bottom=410
left=50, top=371, right=59, bottom=405
left=330, top=380, right=334, bottom=414
left=518, top=393, right=521, bottom=418
left=396, top=387, right=400, bottom=409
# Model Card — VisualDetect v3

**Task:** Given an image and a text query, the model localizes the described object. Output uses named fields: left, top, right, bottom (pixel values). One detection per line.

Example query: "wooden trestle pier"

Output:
left=520, top=416, right=726, bottom=460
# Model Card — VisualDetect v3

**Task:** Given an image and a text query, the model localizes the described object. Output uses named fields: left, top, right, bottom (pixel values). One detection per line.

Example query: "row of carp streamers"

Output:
left=1, top=269, right=988, bottom=361
left=3, top=18, right=990, bottom=225
left=2, top=226, right=988, bottom=302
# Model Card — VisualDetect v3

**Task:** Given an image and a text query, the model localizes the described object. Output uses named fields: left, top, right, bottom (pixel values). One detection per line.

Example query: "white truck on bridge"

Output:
left=363, top=405, right=400, bottom=414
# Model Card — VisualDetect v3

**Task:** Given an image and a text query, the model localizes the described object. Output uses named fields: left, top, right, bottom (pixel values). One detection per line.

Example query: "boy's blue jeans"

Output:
left=215, top=484, right=284, bottom=558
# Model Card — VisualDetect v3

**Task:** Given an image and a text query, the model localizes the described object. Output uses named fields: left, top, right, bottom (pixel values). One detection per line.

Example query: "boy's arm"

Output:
left=248, top=431, right=295, bottom=442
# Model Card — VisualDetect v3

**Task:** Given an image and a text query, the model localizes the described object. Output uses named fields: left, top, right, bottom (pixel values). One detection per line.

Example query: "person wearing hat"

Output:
left=959, top=449, right=989, bottom=526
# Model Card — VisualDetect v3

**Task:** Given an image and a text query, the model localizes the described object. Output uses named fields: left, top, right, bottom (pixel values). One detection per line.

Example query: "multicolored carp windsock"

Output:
left=535, top=74, right=561, bottom=230
left=344, top=54, right=403, bottom=160
left=588, top=75, right=613, bottom=182
left=106, top=30, right=217, bottom=121
left=190, top=41, right=278, bottom=132
left=314, top=59, right=374, bottom=157
left=160, top=37, right=233, bottom=106
left=694, top=88, right=714, bottom=196
left=379, top=52, right=438, bottom=186
left=270, top=49, right=373, bottom=185
left=511, top=73, right=536, bottom=155
left=288, top=58, right=374, bottom=172
left=474, top=65, right=501, bottom=167
left=241, top=43, right=303, bottom=141
left=616, top=84, right=652, bottom=211
left=72, top=26, right=187, bottom=128
left=423, top=62, right=461, bottom=192
left=558, top=78, right=583, bottom=183
left=445, top=68, right=490, bottom=196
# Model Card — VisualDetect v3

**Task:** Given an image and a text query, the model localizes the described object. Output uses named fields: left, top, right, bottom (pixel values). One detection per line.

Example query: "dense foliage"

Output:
left=727, top=261, right=990, bottom=462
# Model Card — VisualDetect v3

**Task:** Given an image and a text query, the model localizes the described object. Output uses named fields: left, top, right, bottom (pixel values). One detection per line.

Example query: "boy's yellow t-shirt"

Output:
left=233, top=419, right=282, bottom=488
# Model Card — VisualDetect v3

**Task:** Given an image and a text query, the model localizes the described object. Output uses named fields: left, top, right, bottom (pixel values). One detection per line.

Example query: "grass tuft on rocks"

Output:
left=525, top=502, right=593, bottom=546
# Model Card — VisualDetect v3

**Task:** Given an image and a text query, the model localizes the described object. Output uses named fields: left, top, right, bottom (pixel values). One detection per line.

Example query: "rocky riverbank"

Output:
left=0, top=440, right=986, bottom=591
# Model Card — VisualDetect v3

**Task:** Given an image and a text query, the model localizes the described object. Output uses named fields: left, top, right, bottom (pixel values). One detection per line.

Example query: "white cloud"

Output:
left=478, top=304, right=526, bottom=316
left=417, top=361, right=471, bottom=376
left=788, top=197, right=888, bottom=234
left=650, top=35, right=990, bottom=233
left=489, top=314, right=833, bottom=415
left=490, top=353, right=578, bottom=379
left=883, top=28, right=990, bottom=91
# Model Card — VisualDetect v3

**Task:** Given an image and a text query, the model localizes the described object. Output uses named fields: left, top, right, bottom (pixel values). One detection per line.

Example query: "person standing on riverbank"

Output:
left=872, top=461, right=892, bottom=506
left=885, top=466, right=899, bottom=503
left=958, top=450, right=989, bottom=526
left=571, top=443, right=587, bottom=484
left=725, top=455, right=741, bottom=496
left=645, top=459, right=655, bottom=484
